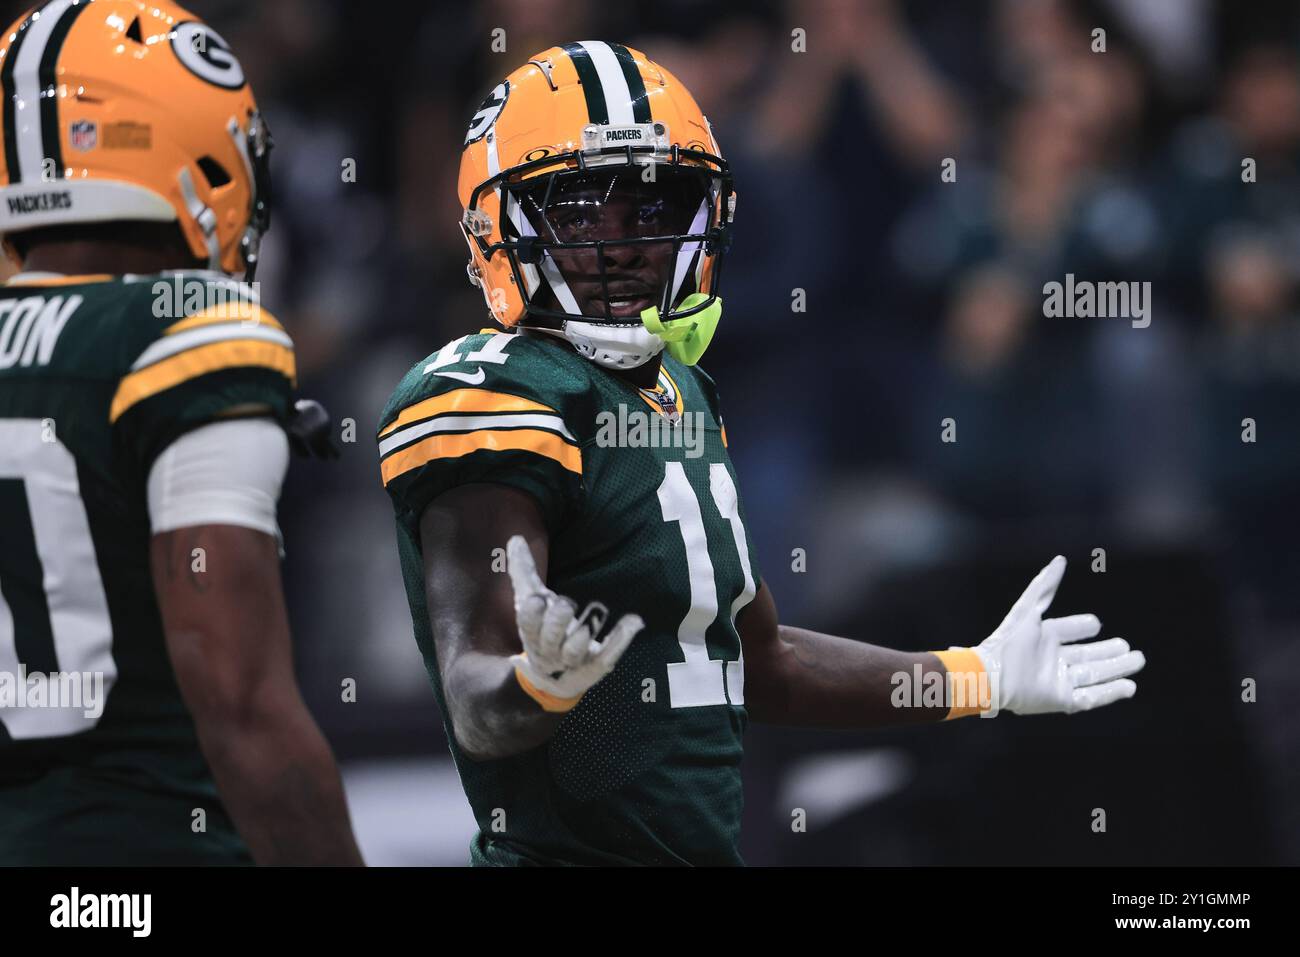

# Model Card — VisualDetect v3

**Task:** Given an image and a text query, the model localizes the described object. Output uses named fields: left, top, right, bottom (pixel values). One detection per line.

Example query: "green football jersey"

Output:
left=0, top=270, right=296, bottom=865
left=378, top=329, right=762, bottom=866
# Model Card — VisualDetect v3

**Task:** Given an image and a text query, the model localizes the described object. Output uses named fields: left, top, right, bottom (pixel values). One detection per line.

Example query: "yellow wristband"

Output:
left=513, top=660, right=584, bottom=714
left=933, top=648, right=990, bottom=720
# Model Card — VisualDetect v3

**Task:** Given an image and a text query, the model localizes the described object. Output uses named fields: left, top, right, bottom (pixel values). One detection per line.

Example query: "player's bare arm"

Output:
left=738, top=583, right=947, bottom=728
left=420, top=484, right=562, bottom=760
left=421, top=484, right=642, bottom=761
left=741, top=557, right=1147, bottom=727
left=152, top=524, right=363, bottom=866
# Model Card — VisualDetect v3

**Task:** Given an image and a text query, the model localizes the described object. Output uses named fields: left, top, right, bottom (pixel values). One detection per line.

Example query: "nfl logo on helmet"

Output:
left=69, top=119, right=97, bottom=151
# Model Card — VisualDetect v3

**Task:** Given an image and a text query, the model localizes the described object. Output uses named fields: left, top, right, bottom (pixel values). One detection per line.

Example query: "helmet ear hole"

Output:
left=125, top=17, right=143, bottom=44
left=196, top=156, right=232, bottom=189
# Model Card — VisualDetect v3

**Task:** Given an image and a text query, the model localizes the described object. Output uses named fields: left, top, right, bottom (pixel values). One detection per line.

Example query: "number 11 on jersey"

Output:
left=657, top=461, right=756, bottom=709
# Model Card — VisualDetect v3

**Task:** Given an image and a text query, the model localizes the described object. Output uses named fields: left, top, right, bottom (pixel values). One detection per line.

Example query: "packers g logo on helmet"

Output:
left=170, top=21, right=246, bottom=90
left=465, top=81, right=508, bottom=146
left=457, top=41, right=736, bottom=370
left=0, top=0, right=272, bottom=279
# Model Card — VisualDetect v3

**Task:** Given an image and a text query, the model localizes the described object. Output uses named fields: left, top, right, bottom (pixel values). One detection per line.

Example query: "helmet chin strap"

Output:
left=537, top=321, right=666, bottom=369
left=533, top=292, right=723, bottom=370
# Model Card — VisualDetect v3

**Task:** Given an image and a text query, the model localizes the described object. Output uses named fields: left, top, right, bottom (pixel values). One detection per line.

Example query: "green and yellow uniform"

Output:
left=0, top=271, right=295, bottom=865
left=379, top=330, right=761, bottom=865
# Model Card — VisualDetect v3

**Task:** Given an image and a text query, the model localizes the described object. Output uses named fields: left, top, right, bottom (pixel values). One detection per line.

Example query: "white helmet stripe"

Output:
left=11, top=0, right=77, bottom=182
left=578, top=41, right=635, bottom=126
left=485, top=128, right=500, bottom=177
left=485, top=127, right=510, bottom=281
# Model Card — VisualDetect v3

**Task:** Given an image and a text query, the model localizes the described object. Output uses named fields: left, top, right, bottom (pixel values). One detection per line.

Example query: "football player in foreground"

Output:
left=0, top=1, right=361, bottom=865
left=378, top=41, right=1146, bottom=865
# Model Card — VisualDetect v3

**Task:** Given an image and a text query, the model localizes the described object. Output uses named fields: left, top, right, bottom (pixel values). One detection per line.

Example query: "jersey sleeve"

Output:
left=110, top=293, right=296, bottom=473
left=377, top=336, right=584, bottom=532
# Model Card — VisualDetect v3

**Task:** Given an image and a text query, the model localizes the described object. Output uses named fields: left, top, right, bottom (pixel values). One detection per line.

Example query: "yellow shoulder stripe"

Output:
left=164, top=306, right=283, bottom=336
left=110, top=339, right=296, bottom=423
left=381, top=427, right=581, bottom=486
left=379, top=388, right=556, bottom=438
left=5, top=273, right=115, bottom=287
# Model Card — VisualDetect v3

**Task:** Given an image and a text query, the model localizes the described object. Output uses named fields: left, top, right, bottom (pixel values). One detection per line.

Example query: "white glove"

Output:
left=963, top=555, right=1146, bottom=717
left=506, top=535, right=644, bottom=711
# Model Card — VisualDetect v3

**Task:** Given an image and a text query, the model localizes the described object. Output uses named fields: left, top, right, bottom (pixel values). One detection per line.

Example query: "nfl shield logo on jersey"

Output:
left=69, top=120, right=97, bottom=151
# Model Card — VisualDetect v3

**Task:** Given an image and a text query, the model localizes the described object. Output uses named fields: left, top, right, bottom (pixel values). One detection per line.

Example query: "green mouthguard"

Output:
left=639, top=293, right=722, bottom=366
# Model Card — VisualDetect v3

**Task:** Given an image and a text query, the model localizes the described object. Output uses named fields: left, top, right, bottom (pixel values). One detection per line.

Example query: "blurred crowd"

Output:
left=209, top=0, right=1300, bottom=865
left=6, top=0, right=1295, bottom=863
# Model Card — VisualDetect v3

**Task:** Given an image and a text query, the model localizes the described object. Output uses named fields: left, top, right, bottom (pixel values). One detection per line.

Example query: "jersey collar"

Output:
left=638, top=366, right=685, bottom=423
left=6, top=271, right=114, bottom=286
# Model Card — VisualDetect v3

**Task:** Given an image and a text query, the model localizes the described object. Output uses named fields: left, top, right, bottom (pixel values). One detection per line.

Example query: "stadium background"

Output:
left=4, top=0, right=1296, bottom=865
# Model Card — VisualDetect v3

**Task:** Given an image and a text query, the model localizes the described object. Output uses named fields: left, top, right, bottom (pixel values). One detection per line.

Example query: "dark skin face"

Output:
left=543, top=183, right=678, bottom=319
left=524, top=172, right=694, bottom=389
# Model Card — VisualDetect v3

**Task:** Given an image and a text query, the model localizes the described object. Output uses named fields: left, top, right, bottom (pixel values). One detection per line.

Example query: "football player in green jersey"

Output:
left=0, top=1, right=360, bottom=865
left=378, top=41, right=1146, bottom=865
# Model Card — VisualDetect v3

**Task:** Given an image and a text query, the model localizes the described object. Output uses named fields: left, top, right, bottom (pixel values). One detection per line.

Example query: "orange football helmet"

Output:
left=0, top=0, right=272, bottom=278
left=458, top=41, right=735, bottom=368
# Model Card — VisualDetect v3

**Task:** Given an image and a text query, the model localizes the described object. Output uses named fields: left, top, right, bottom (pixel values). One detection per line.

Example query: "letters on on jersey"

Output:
left=0, top=294, right=81, bottom=370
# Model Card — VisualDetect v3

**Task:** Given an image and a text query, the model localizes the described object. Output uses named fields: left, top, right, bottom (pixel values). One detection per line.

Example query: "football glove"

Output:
left=957, top=555, right=1146, bottom=717
left=287, top=398, right=340, bottom=459
left=506, top=535, right=643, bottom=712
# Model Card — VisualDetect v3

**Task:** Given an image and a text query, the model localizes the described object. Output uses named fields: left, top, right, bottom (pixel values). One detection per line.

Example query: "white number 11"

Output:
left=656, top=461, right=756, bottom=709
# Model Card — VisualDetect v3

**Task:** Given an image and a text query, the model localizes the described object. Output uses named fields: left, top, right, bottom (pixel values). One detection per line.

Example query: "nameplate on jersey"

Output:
left=0, top=295, right=82, bottom=369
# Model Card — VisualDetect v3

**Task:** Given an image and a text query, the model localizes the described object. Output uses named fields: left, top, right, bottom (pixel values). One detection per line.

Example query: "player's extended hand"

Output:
left=505, top=535, right=644, bottom=712
left=968, top=556, right=1146, bottom=717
